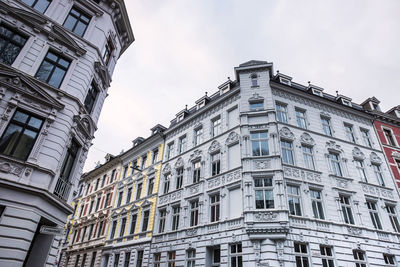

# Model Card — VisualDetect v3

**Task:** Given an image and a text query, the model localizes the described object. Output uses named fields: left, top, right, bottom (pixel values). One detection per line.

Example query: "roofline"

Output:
left=81, top=156, right=122, bottom=181
left=115, top=0, right=135, bottom=56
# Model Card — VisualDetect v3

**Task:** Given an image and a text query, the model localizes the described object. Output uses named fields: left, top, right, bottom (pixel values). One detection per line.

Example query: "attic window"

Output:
left=279, top=77, right=291, bottom=86
left=312, top=88, right=323, bottom=96
left=395, top=110, right=400, bottom=118
left=341, top=99, right=352, bottom=107
left=177, top=114, right=184, bottom=122
left=372, top=103, right=381, bottom=111
left=197, top=100, right=206, bottom=109
left=251, top=74, right=258, bottom=87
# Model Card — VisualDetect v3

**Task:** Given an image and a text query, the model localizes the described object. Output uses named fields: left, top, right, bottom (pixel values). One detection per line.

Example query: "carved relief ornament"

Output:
left=300, top=132, right=315, bottom=146
left=279, top=127, right=294, bottom=141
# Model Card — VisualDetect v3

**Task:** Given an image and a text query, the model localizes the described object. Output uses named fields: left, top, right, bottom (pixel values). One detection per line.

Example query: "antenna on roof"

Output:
left=277, top=70, right=280, bottom=73
left=227, top=76, right=231, bottom=81
left=185, top=104, right=188, bottom=110
left=308, top=81, right=311, bottom=85
left=205, top=92, right=208, bottom=96
left=336, top=90, right=339, bottom=96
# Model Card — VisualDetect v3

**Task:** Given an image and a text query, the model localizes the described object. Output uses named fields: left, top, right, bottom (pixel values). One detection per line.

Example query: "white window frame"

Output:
left=276, top=102, right=288, bottom=123
left=344, top=123, right=356, bottom=143
left=310, top=189, right=325, bottom=220
left=295, top=108, right=307, bottom=129
left=287, top=184, right=302, bottom=216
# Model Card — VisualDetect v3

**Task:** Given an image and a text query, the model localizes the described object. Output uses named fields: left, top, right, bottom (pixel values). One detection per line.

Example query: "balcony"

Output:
left=54, top=178, right=72, bottom=200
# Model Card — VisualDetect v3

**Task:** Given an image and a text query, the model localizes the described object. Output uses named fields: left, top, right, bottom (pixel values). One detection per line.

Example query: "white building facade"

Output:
left=0, top=0, right=133, bottom=266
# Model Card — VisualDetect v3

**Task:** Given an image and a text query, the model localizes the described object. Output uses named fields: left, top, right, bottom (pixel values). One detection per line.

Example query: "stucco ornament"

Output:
left=226, top=131, right=240, bottom=145
left=300, top=132, right=315, bottom=146
left=174, top=157, right=184, bottom=168
left=352, top=147, right=365, bottom=160
left=162, top=163, right=171, bottom=174
left=208, top=140, right=221, bottom=154
left=279, top=127, right=294, bottom=141
left=370, top=152, right=382, bottom=164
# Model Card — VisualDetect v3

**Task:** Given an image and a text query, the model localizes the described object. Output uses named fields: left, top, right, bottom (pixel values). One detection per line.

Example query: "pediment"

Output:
left=279, top=127, right=295, bottom=141
left=208, top=141, right=221, bottom=154
left=0, top=66, right=64, bottom=110
left=141, top=199, right=152, bottom=207
left=94, top=62, right=111, bottom=88
left=147, top=166, right=157, bottom=176
left=50, top=24, right=86, bottom=56
left=174, top=157, right=184, bottom=169
left=1, top=2, right=47, bottom=25
left=73, top=114, right=96, bottom=140
left=162, top=163, right=171, bottom=174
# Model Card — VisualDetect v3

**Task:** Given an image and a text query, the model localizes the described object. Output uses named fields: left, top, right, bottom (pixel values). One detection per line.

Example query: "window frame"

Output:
left=372, top=163, right=385, bottom=186
left=211, top=153, right=221, bottom=176
left=21, top=0, right=52, bottom=13
left=167, top=251, right=176, bottom=267
left=295, top=108, right=307, bottom=129
left=339, top=194, right=355, bottom=225
left=171, top=205, right=180, bottom=231
left=35, top=50, right=71, bottom=88
left=344, top=123, right=356, bottom=143
left=329, top=152, right=343, bottom=177
left=301, top=145, right=315, bottom=170
left=287, top=184, right=302, bottom=216
left=158, top=209, right=166, bottom=233
left=63, top=6, right=91, bottom=37
left=276, top=102, right=288, bottom=123
left=254, top=177, right=274, bottom=209
left=84, top=82, right=99, bottom=114
left=178, top=135, right=187, bottom=154
left=321, top=116, right=333, bottom=136
left=366, top=201, right=382, bottom=230
left=186, top=249, right=196, bottom=267
left=194, top=127, right=203, bottom=146
left=192, top=161, right=201, bottom=183
left=360, top=128, right=372, bottom=148
left=211, top=116, right=222, bottom=137
left=320, top=245, right=335, bottom=267
left=0, top=23, right=28, bottom=65
left=229, top=243, right=243, bottom=267
left=281, top=140, right=294, bottom=165
left=176, top=167, right=184, bottom=190
left=385, top=205, right=400, bottom=233
left=141, top=209, right=150, bottom=232
left=354, top=159, right=367, bottom=182
left=294, top=242, right=310, bottom=267
left=189, top=199, right=199, bottom=227
left=383, top=127, right=396, bottom=147
left=310, top=189, right=325, bottom=220
left=210, top=194, right=220, bottom=223
left=250, top=131, right=269, bottom=157
left=353, top=250, right=367, bottom=267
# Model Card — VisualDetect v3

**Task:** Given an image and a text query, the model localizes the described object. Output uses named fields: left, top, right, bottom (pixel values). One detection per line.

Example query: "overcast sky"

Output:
left=83, top=0, right=400, bottom=172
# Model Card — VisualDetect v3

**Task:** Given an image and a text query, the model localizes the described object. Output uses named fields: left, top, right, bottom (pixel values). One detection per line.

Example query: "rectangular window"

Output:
left=63, top=7, right=90, bottom=37
left=110, top=169, right=116, bottom=183
left=152, top=149, right=159, bottom=164
left=249, top=101, right=263, bottom=111
left=230, top=243, right=243, bottom=267
left=153, top=253, right=161, bottom=267
left=95, top=178, right=100, bottom=191
left=187, top=249, right=196, bottom=267
left=22, top=0, right=51, bottom=13
left=210, top=194, right=220, bottom=222
left=321, top=116, right=332, bottom=136
left=158, top=209, right=166, bottom=233
left=190, top=200, right=199, bottom=227
left=167, top=142, right=174, bottom=159
left=172, top=205, right=180, bottom=231
left=110, top=220, right=117, bottom=239
left=136, top=251, right=143, bottom=267
left=103, top=36, right=115, bottom=66
left=212, top=247, right=221, bottom=266
left=0, top=110, right=44, bottom=161
left=84, top=82, right=98, bottom=114
left=251, top=131, right=269, bottom=156
left=372, top=164, right=385, bottom=186
left=136, top=183, right=142, bottom=200
left=119, top=217, right=126, bottom=237
left=355, top=159, right=367, bottom=182
left=294, top=242, right=310, bottom=267
left=360, top=129, right=372, bottom=148
left=193, top=161, right=201, bottom=183
left=97, top=220, right=103, bottom=237
left=129, top=214, right=137, bottom=235
left=310, top=189, right=325, bottom=220
left=89, top=200, right=94, bottom=214
left=296, top=109, right=307, bottom=129
left=142, top=210, right=149, bottom=232
left=88, top=224, right=94, bottom=240
left=114, top=254, right=120, bottom=267
left=74, top=255, right=80, bottom=267
left=386, top=205, right=400, bottom=232
left=344, top=123, right=356, bottom=143
left=126, top=187, right=132, bottom=204
left=81, top=226, right=87, bottom=242
left=276, top=102, right=288, bottom=123
left=340, top=195, right=355, bottom=224
left=35, top=51, right=71, bottom=88
left=353, top=250, right=367, bottom=267
left=254, top=177, right=274, bottom=209
left=89, top=251, right=97, bottom=267
left=287, top=185, right=302, bottom=216
left=330, top=153, right=343, bottom=176
left=302, top=145, right=315, bottom=170
left=281, top=140, right=294, bottom=165
left=117, top=191, right=123, bottom=207
left=163, top=174, right=170, bottom=194
left=0, top=24, right=27, bottom=65
left=211, top=153, right=221, bottom=176
left=383, top=254, right=396, bottom=266
left=194, top=127, right=203, bottom=146
left=212, top=117, right=222, bottom=137
left=320, top=246, right=335, bottom=267
left=104, top=192, right=111, bottom=207
left=168, top=251, right=176, bottom=267
left=141, top=155, right=147, bottom=169
left=147, top=178, right=154, bottom=195
left=178, top=135, right=187, bottom=153
left=367, top=201, right=382, bottom=230
left=383, top=128, right=396, bottom=146
left=176, top=168, right=183, bottom=189
left=123, top=252, right=130, bottom=267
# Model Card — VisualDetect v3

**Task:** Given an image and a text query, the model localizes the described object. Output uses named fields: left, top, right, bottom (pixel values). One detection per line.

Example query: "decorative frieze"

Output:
left=207, top=169, right=241, bottom=189
left=185, top=228, right=197, bottom=236
left=283, top=166, right=322, bottom=183
left=362, top=184, right=394, bottom=199
left=254, top=159, right=271, bottom=170
left=254, top=211, right=278, bottom=222
left=159, top=190, right=183, bottom=205
left=347, top=226, right=362, bottom=236
left=0, top=159, right=24, bottom=176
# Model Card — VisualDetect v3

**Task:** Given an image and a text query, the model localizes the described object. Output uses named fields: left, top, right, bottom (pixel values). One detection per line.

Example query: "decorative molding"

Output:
left=326, top=140, right=343, bottom=153
left=362, top=184, right=394, bottom=199
left=248, top=92, right=264, bottom=102
left=347, top=227, right=362, bottom=236
left=0, top=159, right=24, bottom=176
left=254, top=212, right=278, bottom=222
left=335, top=177, right=349, bottom=189
left=370, top=152, right=382, bottom=164
left=392, top=151, right=400, bottom=159
left=174, top=157, right=184, bottom=169
left=158, top=190, right=182, bottom=205
left=352, top=147, right=365, bottom=160
left=94, top=61, right=111, bottom=88
left=283, top=166, right=322, bottom=183
left=279, top=127, right=294, bottom=141
left=299, top=133, right=315, bottom=146
left=162, top=163, right=171, bottom=174
left=188, top=184, right=200, bottom=195
left=226, top=131, right=240, bottom=146
left=208, top=140, right=221, bottom=154
left=185, top=228, right=198, bottom=236
left=189, top=150, right=202, bottom=162
left=147, top=166, right=156, bottom=176
left=254, top=160, right=271, bottom=170
left=207, top=169, right=241, bottom=189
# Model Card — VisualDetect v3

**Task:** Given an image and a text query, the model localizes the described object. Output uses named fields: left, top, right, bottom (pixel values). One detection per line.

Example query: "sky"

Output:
left=83, top=0, right=400, bottom=172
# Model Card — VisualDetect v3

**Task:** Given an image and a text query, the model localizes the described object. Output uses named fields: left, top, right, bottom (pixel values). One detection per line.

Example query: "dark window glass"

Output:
left=59, top=139, right=80, bottom=181
left=63, top=7, right=90, bottom=37
left=0, top=110, right=43, bottom=160
left=103, top=37, right=114, bottom=65
left=35, top=51, right=71, bottom=88
left=84, top=82, right=98, bottom=113
left=0, top=24, right=27, bottom=65
left=22, top=0, right=51, bottom=13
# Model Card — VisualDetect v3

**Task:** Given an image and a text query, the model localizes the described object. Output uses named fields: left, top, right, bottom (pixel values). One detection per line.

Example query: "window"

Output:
left=340, top=195, right=354, bottom=224
left=88, top=224, right=94, bottom=240
left=123, top=252, right=130, bottom=267
left=281, top=140, right=294, bottom=165
left=360, top=129, right=372, bottom=148
left=103, top=36, right=114, bottom=66
left=320, top=246, right=335, bottom=267
left=254, top=177, right=274, bottom=209
left=89, top=251, right=96, bottom=267
left=81, top=226, right=87, bottom=242
left=104, top=192, right=111, bottom=207
left=168, top=251, right=176, bottom=267
left=212, top=116, right=222, bottom=137
left=178, top=135, right=187, bottom=153
left=344, top=124, right=356, bottom=143
left=163, top=174, right=170, bottom=194
left=126, top=187, right=132, bottom=204
left=193, top=161, right=201, bottom=183
left=211, top=153, right=221, bottom=176
left=110, top=220, right=117, bottom=239
left=194, top=127, right=203, bottom=146
left=210, top=194, right=220, bottom=222
left=287, top=185, right=302, bottom=216
left=294, top=242, right=310, bottom=267
left=383, top=254, right=396, bottom=266
left=251, top=132, right=269, bottom=156
left=276, top=102, right=288, bottom=123
left=167, top=142, right=174, bottom=159
left=117, top=191, right=123, bottom=207
left=321, top=116, right=332, bottom=136
left=302, top=146, right=315, bottom=170
left=84, top=82, right=98, bottom=114
left=136, top=251, right=143, bottom=267
left=386, top=205, right=400, bottom=232
left=353, top=250, right=367, bottom=267
left=114, top=254, right=120, bottom=267
left=129, top=214, right=137, bottom=235
left=329, top=153, right=342, bottom=176
left=136, top=183, right=142, bottom=200
left=0, top=205, right=4, bottom=219
left=119, top=217, right=126, bottom=237
left=141, top=155, right=147, bottom=169
left=211, top=247, right=221, bottom=266
left=230, top=243, right=243, bottom=267
left=354, top=159, right=367, bottom=182
left=372, top=164, right=385, bottom=186
left=158, top=209, right=166, bottom=233
left=97, top=221, right=103, bottom=237
left=0, top=24, right=27, bottom=65
left=36, top=51, right=71, bottom=88
left=142, top=210, right=149, bottom=232
left=367, top=201, right=382, bottom=230
left=383, top=128, right=396, bottom=146
left=190, top=200, right=199, bottom=227
left=152, top=149, right=159, bottom=164
left=249, top=101, right=263, bottom=111
left=187, top=249, right=196, bottom=267
left=310, top=189, right=325, bottom=220
left=94, top=178, right=100, bottom=191
left=171, top=205, right=180, bottom=231
left=251, top=74, right=258, bottom=87
left=74, top=255, right=80, bottom=267
left=110, top=169, right=116, bottom=183
left=22, top=0, right=51, bottom=13
left=89, top=199, right=94, bottom=213
left=176, top=168, right=183, bottom=189
left=0, top=110, right=44, bottom=160
left=63, top=7, right=90, bottom=37
left=296, top=109, right=307, bottom=129
left=153, top=253, right=161, bottom=267
left=147, top=178, right=154, bottom=195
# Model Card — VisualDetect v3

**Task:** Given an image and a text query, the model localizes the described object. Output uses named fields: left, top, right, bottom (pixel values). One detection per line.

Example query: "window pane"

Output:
left=28, top=117, right=43, bottom=129
left=63, top=16, right=78, bottom=31
left=48, top=67, right=66, bottom=88
left=34, top=0, right=51, bottom=13
left=13, top=128, right=37, bottom=159
left=35, top=60, right=53, bottom=82
left=0, top=124, right=22, bottom=155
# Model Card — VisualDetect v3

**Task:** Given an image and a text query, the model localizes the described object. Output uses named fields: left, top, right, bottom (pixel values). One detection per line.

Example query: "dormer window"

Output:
left=341, top=99, right=352, bottom=107
left=279, top=77, right=291, bottom=86
left=251, top=74, right=258, bottom=87
left=372, top=103, right=381, bottom=111
left=308, top=84, right=324, bottom=97
left=198, top=100, right=205, bottom=109
left=312, top=88, right=323, bottom=96
left=177, top=114, right=184, bottom=122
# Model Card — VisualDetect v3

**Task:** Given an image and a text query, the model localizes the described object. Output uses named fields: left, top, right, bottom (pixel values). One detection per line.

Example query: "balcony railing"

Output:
left=54, top=178, right=72, bottom=200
